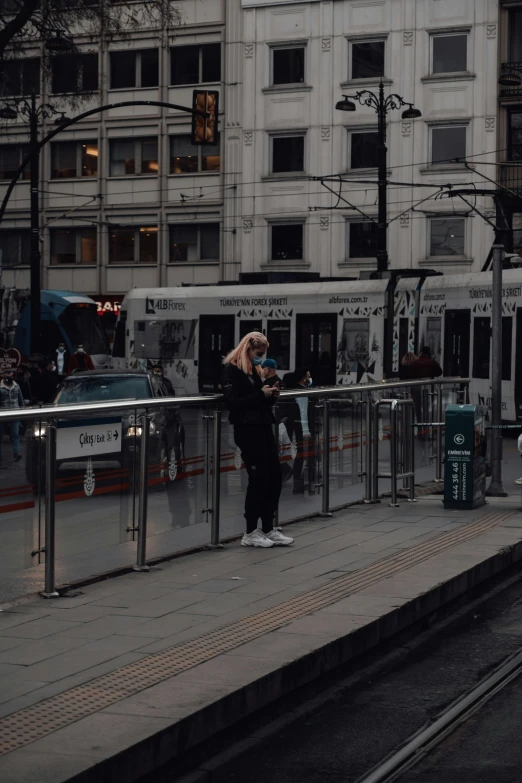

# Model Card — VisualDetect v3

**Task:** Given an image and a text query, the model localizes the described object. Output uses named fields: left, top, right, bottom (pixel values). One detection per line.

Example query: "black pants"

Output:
left=233, top=423, right=282, bottom=534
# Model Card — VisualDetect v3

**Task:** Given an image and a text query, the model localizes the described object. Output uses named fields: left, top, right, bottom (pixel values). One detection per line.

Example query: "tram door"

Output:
left=198, top=315, right=235, bottom=392
left=295, top=314, right=337, bottom=386
left=398, top=318, right=409, bottom=366
left=444, top=310, right=470, bottom=378
left=514, top=309, right=522, bottom=421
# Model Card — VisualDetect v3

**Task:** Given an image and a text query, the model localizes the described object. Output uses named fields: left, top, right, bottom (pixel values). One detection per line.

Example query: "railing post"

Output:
left=134, top=412, right=150, bottom=572
left=389, top=401, right=399, bottom=507
left=320, top=398, right=332, bottom=517
left=407, top=400, right=416, bottom=502
left=209, top=407, right=224, bottom=548
left=364, top=395, right=375, bottom=502
left=373, top=400, right=380, bottom=502
left=41, top=419, right=59, bottom=598
left=435, top=384, right=443, bottom=482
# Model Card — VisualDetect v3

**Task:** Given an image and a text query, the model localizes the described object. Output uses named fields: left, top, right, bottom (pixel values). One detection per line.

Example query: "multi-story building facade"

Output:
left=0, top=0, right=225, bottom=333
left=497, top=0, right=522, bottom=257
left=235, top=0, right=500, bottom=278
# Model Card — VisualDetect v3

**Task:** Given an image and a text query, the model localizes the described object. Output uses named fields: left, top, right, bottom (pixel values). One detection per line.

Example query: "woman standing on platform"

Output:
left=222, top=331, right=294, bottom=548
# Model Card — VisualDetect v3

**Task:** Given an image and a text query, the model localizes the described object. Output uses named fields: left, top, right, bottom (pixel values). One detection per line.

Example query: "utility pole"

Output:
left=29, top=93, right=41, bottom=357
left=376, top=82, right=389, bottom=273
left=486, top=244, right=507, bottom=497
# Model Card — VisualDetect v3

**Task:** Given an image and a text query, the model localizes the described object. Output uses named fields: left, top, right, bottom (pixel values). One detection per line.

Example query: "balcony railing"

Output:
left=499, top=62, right=522, bottom=97
left=499, top=162, right=522, bottom=196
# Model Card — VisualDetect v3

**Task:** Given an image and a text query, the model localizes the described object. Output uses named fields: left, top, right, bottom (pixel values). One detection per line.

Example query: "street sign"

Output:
left=57, top=417, right=122, bottom=461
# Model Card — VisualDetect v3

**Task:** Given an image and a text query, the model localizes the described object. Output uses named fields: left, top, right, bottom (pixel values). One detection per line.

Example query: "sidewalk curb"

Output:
left=58, top=539, right=522, bottom=783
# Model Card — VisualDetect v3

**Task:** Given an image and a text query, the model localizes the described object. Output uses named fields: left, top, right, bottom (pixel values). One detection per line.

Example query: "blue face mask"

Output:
left=306, top=378, right=313, bottom=387
left=252, top=356, right=263, bottom=366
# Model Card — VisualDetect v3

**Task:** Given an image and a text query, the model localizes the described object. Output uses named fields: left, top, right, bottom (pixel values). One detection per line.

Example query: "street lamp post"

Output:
left=336, top=81, right=421, bottom=274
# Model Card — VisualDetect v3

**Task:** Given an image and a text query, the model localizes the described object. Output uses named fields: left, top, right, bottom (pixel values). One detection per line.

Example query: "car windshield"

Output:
left=59, top=304, right=110, bottom=356
left=55, top=376, right=152, bottom=405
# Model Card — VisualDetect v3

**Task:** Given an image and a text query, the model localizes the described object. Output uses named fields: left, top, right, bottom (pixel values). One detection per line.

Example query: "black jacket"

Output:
left=221, top=363, right=275, bottom=426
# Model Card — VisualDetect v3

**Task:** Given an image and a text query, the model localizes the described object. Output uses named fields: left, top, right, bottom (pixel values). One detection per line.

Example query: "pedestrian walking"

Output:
left=55, top=341, right=68, bottom=380
left=261, top=358, right=283, bottom=388
left=36, top=358, right=60, bottom=404
left=399, top=351, right=418, bottom=380
left=67, top=343, right=95, bottom=374
left=409, top=346, right=442, bottom=379
left=0, top=370, right=24, bottom=465
left=222, top=331, right=293, bottom=548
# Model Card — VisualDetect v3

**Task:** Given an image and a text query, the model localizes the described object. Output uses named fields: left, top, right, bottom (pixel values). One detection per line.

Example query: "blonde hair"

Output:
left=401, top=351, right=418, bottom=366
left=223, top=331, right=269, bottom=377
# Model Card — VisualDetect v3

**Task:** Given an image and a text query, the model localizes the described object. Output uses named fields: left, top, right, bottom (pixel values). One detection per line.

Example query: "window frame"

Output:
left=169, top=134, right=220, bottom=175
left=50, top=140, right=98, bottom=179
left=169, top=223, right=220, bottom=264
left=109, top=49, right=159, bottom=90
left=269, top=220, right=305, bottom=263
left=0, top=230, right=31, bottom=267
left=0, top=57, right=40, bottom=96
left=108, top=226, right=158, bottom=265
left=170, top=43, right=221, bottom=87
left=0, top=144, right=31, bottom=181
left=345, top=219, right=379, bottom=261
left=51, top=53, right=99, bottom=95
left=430, top=32, right=468, bottom=75
left=109, top=137, right=158, bottom=177
left=347, top=127, right=379, bottom=170
left=349, top=38, right=386, bottom=81
left=429, top=123, right=468, bottom=166
left=270, top=43, right=306, bottom=87
left=428, top=215, right=467, bottom=258
left=50, top=227, right=98, bottom=266
left=508, top=110, right=522, bottom=162
left=270, top=132, right=306, bottom=175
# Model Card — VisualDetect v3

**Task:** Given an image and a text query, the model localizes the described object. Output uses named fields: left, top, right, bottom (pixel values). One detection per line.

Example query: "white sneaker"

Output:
left=266, top=529, right=294, bottom=546
left=241, top=529, right=274, bottom=548
left=515, top=477, right=522, bottom=485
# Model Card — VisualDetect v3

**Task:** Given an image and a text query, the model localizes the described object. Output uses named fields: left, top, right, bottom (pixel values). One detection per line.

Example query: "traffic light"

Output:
left=191, top=90, right=219, bottom=145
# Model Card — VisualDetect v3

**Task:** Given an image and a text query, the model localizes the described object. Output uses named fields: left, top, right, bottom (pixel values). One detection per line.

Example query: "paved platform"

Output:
left=1, top=493, right=522, bottom=782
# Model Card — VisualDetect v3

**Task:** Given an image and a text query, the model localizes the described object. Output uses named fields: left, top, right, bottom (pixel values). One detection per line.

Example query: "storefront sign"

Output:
left=0, top=348, right=21, bottom=372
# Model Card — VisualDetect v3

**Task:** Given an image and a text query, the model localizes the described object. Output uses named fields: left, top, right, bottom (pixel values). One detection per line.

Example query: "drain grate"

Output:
left=0, top=509, right=513, bottom=756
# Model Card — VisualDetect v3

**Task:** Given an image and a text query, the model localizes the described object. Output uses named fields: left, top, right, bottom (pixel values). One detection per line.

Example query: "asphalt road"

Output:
left=198, top=571, right=522, bottom=783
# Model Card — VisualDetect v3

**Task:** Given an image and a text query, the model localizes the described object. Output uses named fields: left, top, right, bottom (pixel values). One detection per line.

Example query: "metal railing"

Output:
left=499, top=62, right=522, bottom=97
left=0, top=377, right=469, bottom=599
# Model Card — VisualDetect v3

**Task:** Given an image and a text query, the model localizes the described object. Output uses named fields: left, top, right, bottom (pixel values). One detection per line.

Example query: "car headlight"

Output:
left=33, top=425, right=47, bottom=438
left=149, top=421, right=156, bottom=435
left=126, top=426, right=142, bottom=437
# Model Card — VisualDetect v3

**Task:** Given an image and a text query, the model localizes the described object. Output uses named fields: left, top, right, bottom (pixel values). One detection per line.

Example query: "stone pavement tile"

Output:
left=355, top=575, right=437, bottom=599
left=25, top=712, right=174, bottom=761
left=0, top=612, right=54, bottom=632
left=0, top=617, right=83, bottom=639
left=0, top=677, right=49, bottom=706
left=0, top=652, right=148, bottom=719
left=39, top=604, right=114, bottom=623
left=224, top=630, right=334, bottom=662
left=0, top=749, right=95, bottom=783
left=498, top=517, right=522, bottom=528
left=184, top=578, right=248, bottom=594
left=277, top=549, right=391, bottom=578
left=0, top=635, right=89, bottom=666
left=101, top=678, right=231, bottom=720
left=0, top=636, right=26, bottom=652
left=88, top=584, right=180, bottom=608
left=0, top=662, right=24, bottom=676
left=51, top=614, right=154, bottom=640
left=363, top=521, right=409, bottom=532
left=113, top=612, right=211, bottom=639
left=102, top=590, right=212, bottom=618
left=176, top=591, right=265, bottom=617
left=277, top=611, right=373, bottom=638
left=10, top=634, right=159, bottom=684
left=39, top=587, right=120, bottom=609
left=172, top=652, right=280, bottom=688
left=321, top=593, right=409, bottom=617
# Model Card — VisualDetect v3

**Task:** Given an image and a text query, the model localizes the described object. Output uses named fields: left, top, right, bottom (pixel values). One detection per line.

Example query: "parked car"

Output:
left=25, top=370, right=185, bottom=487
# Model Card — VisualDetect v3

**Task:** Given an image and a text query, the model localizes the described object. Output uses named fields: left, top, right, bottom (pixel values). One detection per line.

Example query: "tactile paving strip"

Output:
left=0, top=508, right=513, bottom=755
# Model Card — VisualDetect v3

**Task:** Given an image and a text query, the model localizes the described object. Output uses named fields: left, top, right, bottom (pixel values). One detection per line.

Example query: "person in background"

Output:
left=261, top=358, right=282, bottom=388
left=16, top=365, right=33, bottom=406
left=151, top=363, right=175, bottom=397
left=55, top=341, right=68, bottom=380
left=399, top=351, right=418, bottom=380
left=409, top=346, right=442, bottom=379
left=286, top=367, right=316, bottom=495
left=67, top=343, right=94, bottom=374
left=222, top=331, right=293, bottom=548
left=36, top=358, right=60, bottom=404
left=0, top=370, right=24, bottom=465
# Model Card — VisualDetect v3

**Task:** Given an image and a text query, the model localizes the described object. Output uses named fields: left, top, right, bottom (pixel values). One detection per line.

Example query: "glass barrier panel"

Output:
left=53, top=406, right=139, bottom=589
left=145, top=403, right=213, bottom=556
left=0, top=412, right=46, bottom=602
left=328, top=393, right=366, bottom=508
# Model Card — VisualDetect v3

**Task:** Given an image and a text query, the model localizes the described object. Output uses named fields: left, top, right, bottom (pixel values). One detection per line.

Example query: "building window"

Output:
left=0, top=57, right=40, bottom=96
left=350, top=131, right=378, bottom=169
left=109, top=50, right=158, bottom=89
left=51, top=53, right=98, bottom=94
left=509, top=9, right=522, bottom=62
left=271, top=223, right=304, bottom=261
left=271, top=134, right=305, bottom=174
left=429, top=216, right=465, bottom=256
left=431, top=125, right=466, bottom=164
left=351, top=41, right=385, bottom=80
left=109, top=226, right=158, bottom=264
left=431, top=34, right=467, bottom=74
left=0, top=230, right=30, bottom=267
left=508, top=111, right=522, bottom=161
left=347, top=221, right=378, bottom=258
left=272, top=46, right=305, bottom=85
left=170, top=135, right=220, bottom=173
left=0, top=145, right=30, bottom=180
left=109, top=138, right=158, bottom=176
left=169, top=224, right=220, bottom=262
left=50, top=228, right=97, bottom=265
left=171, top=44, right=221, bottom=86
left=51, top=141, right=98, bottom=179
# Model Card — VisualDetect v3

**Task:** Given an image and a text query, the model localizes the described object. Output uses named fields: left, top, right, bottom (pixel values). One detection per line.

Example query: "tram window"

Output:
left=502, top=316, right=513, bottom=381
left=239, top=321, right=262, bottom=341
left=472, top=317, right=490, bottom=379
left=112, top=312, right=127, bottom=358
left=426, top=317, right=442, bottom=366
left=338, top=318, right=369, bottom=373
left=134, top=320, right=196, bottom=360
left=267, top=320, right=290, bottom=371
